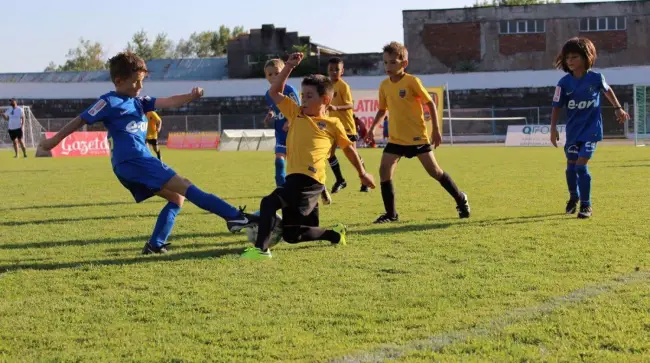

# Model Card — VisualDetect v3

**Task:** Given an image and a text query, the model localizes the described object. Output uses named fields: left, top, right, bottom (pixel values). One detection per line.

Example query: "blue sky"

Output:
left=3, top=0, right=620, bottom=73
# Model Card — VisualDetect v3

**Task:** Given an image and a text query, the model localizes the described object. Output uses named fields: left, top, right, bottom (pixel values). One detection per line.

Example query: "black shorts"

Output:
left=384, top=142, right=432, bottom=159
left=146, top=138, right=158, bottom=146
left=347, top=134, right=359, bottom=142
left=8, top=129, right=22, bottom=141
left=272, top=174, right=324, bottom=227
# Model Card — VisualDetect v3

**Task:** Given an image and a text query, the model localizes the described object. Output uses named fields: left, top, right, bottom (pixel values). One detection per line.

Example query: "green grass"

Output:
left=0, top=145, right=648, bottom=362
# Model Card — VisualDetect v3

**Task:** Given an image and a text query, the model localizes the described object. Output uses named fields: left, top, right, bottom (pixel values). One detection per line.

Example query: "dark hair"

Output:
left=554, top=37, right=597, bottom=73
left=302, top=74, right=333, bottom=97
left=383, top=41, right=408, bottom=61
left=108, top=51, right=148, bottom=83
left=328, top=57, right=344, bottom=66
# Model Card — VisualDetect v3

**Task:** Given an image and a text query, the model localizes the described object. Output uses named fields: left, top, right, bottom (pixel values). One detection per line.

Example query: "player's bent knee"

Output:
left=282, top=227, right=300, bottom=244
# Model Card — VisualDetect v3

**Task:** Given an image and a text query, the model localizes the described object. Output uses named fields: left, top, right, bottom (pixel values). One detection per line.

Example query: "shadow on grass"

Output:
left=351, top=213, right=565, bottom=236
left=0, top=232, right=238, bottom=250
left=0, top=213, right=167, bottom=227
left=0, top=246, right=244, bottom=273
left=0, top=195, right=264, bottom=212
left=609, top=164, right=650, bottom=168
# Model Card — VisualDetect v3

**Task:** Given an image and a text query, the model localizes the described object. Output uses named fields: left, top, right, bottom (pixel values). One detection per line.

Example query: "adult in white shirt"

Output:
left=2, top=99, right=27, bottom=158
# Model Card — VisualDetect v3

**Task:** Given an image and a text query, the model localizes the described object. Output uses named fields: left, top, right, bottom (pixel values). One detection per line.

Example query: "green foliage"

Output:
left=44, top=38, right=107, bottom=72
left=45, top=26, right=246, bottom=71
left=0, top=146, right=648, bottom=361
left=474, top=0, right=560, bottom=6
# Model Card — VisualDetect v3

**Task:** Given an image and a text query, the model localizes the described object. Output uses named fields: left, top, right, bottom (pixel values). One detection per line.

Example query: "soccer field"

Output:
left=0, top=146, right=648, bottom=362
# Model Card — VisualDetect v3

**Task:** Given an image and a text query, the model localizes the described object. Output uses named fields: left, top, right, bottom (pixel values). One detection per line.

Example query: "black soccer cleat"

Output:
left=456, top=192, right=471, bottom=219
left=226, top=206, right=259, bottom=233
left=373, top=213, right=399, bottom=224
left=142, top=242, right=170, bottom=255
left=360, top=185, right=370, bottom=193
left=565, top=199, right=578, bottom=215
left=332, top=180, right=347, bottom=194
left=577, top=205, right=592, bottom=219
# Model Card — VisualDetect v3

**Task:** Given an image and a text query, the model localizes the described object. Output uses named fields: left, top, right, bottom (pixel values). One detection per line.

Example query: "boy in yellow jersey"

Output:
left=145, top=110, right=162, bottom=160
left=366, top=42, right=470, bottom=224
left=242, top=53, right=376, bottom=260
left=326, top=57, right=370, bottom=194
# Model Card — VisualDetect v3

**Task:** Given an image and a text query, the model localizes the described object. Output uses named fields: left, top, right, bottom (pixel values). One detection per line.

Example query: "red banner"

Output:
left=45, top=132, right=110, bottom=157
left=167, top=132, right=220, bottom=149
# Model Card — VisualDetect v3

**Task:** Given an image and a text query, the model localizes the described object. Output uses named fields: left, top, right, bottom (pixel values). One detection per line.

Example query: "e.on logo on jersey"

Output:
left=567, top=99, right=597, bottom=110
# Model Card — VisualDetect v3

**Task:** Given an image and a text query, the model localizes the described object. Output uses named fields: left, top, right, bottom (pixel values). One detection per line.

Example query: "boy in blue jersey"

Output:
left=550, top=38, right=629, bottom=219
left=38, top=52, right=259, bottom=254
left=263, top=59, right=299, bottom=187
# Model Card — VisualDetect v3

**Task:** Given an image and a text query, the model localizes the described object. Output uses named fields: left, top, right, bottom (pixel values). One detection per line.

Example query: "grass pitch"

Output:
left=0, top=145, right=648, bottom=362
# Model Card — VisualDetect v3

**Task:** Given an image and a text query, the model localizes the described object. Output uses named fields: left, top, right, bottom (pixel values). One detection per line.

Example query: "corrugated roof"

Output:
left=0, top=57, right=229, bottom=83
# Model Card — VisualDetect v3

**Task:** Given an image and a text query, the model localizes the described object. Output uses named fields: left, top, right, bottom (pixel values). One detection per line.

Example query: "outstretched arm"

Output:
left=269, top=53, right=304, bottom=106
left=342, top=146, right=375, bottom=188
left=39, top=116, right=86, bottom=151
left=155, top=88, right=203, bottom=109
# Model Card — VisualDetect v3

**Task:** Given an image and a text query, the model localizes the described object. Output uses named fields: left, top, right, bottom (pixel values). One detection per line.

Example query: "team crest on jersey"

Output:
left=88, top=99, right=107, bottom=116
left=317, top=121, right=327, bottom=130
left=399, top=89, right=406, bottom=98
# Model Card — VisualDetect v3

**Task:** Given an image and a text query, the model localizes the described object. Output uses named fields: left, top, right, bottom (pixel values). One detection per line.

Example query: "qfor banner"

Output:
left=505, top=125, right=566, bottom=147
left=44, top=132, right=110, bottom=157
left=352, top=86, right=445, bottom=143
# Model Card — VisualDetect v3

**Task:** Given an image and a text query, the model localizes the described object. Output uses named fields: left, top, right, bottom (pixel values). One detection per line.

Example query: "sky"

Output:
left=3, top=0, right=623, bottom=73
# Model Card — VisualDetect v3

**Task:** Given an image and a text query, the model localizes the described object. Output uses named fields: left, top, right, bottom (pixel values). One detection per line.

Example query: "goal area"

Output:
left=0, top=106, right=46, bottom=149
left=633, top=85, right=650, bottom=146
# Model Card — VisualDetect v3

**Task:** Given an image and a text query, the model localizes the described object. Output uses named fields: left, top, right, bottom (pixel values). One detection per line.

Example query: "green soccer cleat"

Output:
left=240, top=247, right=272, bottom=260
left=332, top=223, right=347, bottom=246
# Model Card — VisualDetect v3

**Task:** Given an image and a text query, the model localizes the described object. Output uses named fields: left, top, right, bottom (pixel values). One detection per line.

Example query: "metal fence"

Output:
left=39, top=104, right=633, bottom=142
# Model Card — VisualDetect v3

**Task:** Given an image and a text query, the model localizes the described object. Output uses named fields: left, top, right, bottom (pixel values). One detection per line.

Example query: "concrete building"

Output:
left=403, top=1, right=650, bottom=74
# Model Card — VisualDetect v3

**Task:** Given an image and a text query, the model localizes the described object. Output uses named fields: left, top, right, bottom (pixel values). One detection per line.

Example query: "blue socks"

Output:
left=150, top=202, right=181, bottom=248
left=185, top=185, right=239, bottom=219
left=575, top=165, right=592, bottom=207
left=275, top=158, right=286, bottom=186
left=565, top=163, right=580, bottom=201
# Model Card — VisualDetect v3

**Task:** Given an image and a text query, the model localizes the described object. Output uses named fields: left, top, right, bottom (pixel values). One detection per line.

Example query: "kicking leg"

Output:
left=417, top=151, right=470, bottom=218
left=375, top=152, right=400, bottom=223
left=142, top=189, right=185, bottom=254
left=163, top=175, right=257, bottom=232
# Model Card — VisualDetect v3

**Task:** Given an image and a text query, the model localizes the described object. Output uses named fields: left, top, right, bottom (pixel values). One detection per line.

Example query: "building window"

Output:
left=580, top=16, right=626, bottom=32
left=499, top=20, right=545, bottom=34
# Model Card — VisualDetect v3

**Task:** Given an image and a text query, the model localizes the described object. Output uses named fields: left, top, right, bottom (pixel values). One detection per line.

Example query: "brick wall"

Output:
left=578, top=31, right=627, bottom=52
left=420, top=23, right=481, bottom=68
left=499, top=34, right=546, bottom=55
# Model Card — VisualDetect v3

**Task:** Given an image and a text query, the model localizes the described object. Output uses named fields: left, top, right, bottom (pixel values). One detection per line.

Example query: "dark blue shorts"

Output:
left=113, top=157, right=177, bottom=203
left=564, top=141, right=597, bottom=161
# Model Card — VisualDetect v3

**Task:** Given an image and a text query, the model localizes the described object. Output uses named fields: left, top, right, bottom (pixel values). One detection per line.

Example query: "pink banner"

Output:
left=45, top=132, right=110, bottom=157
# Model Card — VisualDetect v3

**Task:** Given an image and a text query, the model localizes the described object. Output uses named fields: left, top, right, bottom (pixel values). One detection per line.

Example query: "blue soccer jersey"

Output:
left=265, top=85, right=300, bottom=143
left=80, top=91, right=157, bottom=166
left=552, top=70, right=609, bottom=143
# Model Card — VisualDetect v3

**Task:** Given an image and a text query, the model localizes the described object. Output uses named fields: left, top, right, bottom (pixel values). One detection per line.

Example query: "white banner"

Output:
left=505, top=125, right=566, bottom=147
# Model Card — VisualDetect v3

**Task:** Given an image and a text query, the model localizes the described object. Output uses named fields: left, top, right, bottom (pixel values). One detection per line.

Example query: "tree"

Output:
left=45, top=38, right=107, bottom=72
left=474, top=0, right=560, bottom=6
left=126, top=30, right=175, bottom=60
left=174, top=26, right=245, bottom=58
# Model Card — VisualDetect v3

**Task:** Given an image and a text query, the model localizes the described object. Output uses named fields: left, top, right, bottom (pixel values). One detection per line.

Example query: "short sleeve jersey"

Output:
left=378, top=74, right=433, bottom=145
left=265, top=84, right=300, bottom=134
left=552, top=70, right=609, bottom=143
left=80, top=91, right=157, bottom=166
left=330, top=79, right=356, bottom=135
left=276, top=96, right=353, bottom=184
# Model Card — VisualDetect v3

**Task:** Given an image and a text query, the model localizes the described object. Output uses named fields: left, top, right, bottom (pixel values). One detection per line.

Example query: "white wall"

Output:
left=1, top=65, right=649, bottom=99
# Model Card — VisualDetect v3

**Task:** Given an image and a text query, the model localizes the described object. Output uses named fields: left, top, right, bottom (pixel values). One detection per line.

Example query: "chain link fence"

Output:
left=39, top=104, right=632, bottom=143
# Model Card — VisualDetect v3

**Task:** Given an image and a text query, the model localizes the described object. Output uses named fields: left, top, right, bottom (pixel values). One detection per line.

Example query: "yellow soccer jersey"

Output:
left=277, top=96, right=353, bottom=184
left=146, top=111, right=162, bottom=139
left=330, top=79, right=356, bottom=136
left=378, top=73, right=433, bottom=146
